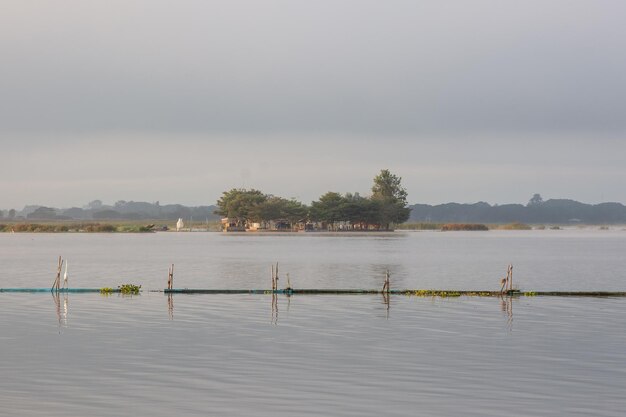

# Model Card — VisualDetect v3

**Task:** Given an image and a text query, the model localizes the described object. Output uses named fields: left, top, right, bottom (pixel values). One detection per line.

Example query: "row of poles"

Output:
left=53, top=257, right=513, bottom=294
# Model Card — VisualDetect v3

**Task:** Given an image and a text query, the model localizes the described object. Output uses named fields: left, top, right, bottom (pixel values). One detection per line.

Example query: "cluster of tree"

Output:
left=409, top=194, right=626, bottom=224
left=215, top=170, right=411, bottom=230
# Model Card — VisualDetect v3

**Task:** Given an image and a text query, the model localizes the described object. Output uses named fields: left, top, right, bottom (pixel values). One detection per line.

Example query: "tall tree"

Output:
left=310, top=192, right=346, bottom=229
left=371, top=169, right=411, bottom=230
left=215, top=189, right=267, bottom=227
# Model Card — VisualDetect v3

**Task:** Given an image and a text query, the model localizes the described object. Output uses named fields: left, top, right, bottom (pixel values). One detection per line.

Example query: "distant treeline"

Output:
left=0, top=223, right=154, bottom=233
left=0, top=200, right=221, bottom=222
left=409, top=196, right=626, bottom=224
left=4, top=193, right=626, bottom=225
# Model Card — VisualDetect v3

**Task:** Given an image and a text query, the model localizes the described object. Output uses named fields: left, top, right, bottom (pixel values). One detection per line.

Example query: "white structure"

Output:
left=176, top=218, right=184, bottom=232
left=63, top=261, right=69, bottom=288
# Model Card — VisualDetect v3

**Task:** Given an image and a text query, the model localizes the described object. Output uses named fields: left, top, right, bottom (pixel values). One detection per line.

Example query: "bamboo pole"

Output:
left=51, top=256, right=63, bottom=292
left=382, top=270, right=390, bottom=293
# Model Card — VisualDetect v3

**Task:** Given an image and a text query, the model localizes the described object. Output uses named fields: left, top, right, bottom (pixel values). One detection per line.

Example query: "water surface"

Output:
left=0, top=231, right=624, bottom=416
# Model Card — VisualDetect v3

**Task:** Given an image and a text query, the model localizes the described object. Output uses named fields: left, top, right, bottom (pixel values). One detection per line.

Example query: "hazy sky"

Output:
left=1, top=0, right=625, bottom=209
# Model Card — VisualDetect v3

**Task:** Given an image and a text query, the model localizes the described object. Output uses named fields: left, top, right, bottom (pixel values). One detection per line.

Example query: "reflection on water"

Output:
left=271, top=292, right=278, bottom=325
left=167, top=293, right=174, bottom=320
left=51, top=292, right=69, bottom=330
left=382, top=292, right=390, bottom=319
left=2, top=293, right=625, bottom=417
left=500, top=295, right=514, bottom=331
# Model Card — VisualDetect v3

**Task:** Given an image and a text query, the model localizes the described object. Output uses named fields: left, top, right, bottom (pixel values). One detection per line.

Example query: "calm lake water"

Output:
left=1, top=230, right=625, bottom=416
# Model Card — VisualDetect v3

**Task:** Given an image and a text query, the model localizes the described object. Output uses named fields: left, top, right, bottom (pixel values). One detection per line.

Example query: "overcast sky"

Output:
left=1, top=0, right=625, bottom=209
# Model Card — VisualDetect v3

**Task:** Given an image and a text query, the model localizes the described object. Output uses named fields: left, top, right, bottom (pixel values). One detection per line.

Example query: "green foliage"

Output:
left=310, top=192, right=345, bottom=224
left=214, top=170, right=411, bottom=231
left=118, top=284, right=141, bottom=294
left=215, top=189, right=267, bottom=227
left=370, top=169, right=411, bottom=229
left=251, top=196, right=308, bottom=226
left=410, top=290, right=462, bottom=297
left=100, top=287, right=114, bottom=294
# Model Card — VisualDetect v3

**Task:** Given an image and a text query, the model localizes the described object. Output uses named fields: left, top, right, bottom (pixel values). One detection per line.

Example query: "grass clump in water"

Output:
left=119, top=284, right=141, bottom=295
left=396, top=223, right=442, bottom=230
left=411, top=290, right=462, bottom=297
left=496, top=222, right=532, bottom=230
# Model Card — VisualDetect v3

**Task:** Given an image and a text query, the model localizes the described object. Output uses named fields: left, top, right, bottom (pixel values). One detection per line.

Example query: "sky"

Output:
left=1, top=0, right=625, bottom=209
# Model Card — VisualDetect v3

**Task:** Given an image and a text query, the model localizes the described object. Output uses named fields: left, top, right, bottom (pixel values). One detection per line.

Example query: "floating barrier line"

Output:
left=158, top=289, right=626, bottom=297
left=0, top=288, right=121, bottom=293
left=1, top=288, right=625, bottom=297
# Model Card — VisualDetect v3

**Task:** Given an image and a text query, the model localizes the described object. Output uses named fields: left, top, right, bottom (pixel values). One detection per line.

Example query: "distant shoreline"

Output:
left=1, top=221, right=624, bottom=233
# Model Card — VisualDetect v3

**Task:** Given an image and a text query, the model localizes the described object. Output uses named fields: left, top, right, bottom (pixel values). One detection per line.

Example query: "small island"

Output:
left=216, top=169, right=411, bottom=232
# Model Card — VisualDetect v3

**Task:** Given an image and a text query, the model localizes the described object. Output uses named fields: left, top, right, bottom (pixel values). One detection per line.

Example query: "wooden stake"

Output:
left=382, top=270, right=390, bottom=293
left=169, top=264, right=174, bottom=290
left=52, top=256, right=63, bottom=291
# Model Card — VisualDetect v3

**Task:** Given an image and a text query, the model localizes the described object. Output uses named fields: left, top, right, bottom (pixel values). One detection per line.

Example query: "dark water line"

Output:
left=2, top=288, right=626, bottom=297
left=0, top=288, right=120, bottom=293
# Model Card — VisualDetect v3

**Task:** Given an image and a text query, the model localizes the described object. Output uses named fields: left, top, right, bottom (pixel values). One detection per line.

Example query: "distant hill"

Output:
left=408, top=199, right=626, bottom=224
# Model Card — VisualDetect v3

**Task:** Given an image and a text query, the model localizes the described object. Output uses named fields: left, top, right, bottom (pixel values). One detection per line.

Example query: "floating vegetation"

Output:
left=100, top=287, right=114, bottom=294
left=396, top=223, right=442, bottom=230
left=119, top=284, right=141, bottom=295
left=441, top=223, right=489, bottom=231
left=410, top=290, right=462, bottom=297
left=496, top=222, right=532, bottom=230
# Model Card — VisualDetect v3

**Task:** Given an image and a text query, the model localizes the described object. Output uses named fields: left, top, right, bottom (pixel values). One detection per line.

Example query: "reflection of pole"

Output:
left=382, top=291, right=390, bottom=319
left=168, top=294, right=174, bottom=320
left=52, top=292, right=61, bottom=327
left=62, top=294, right=68, bottom=326
left=271, top=293, right=278, bottom=325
